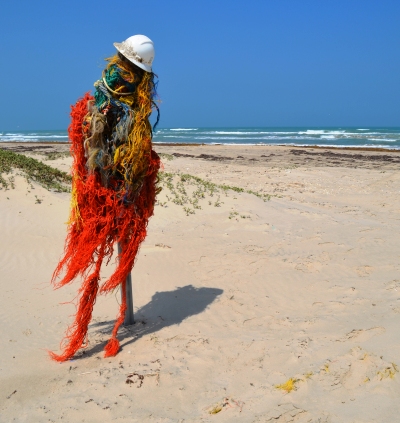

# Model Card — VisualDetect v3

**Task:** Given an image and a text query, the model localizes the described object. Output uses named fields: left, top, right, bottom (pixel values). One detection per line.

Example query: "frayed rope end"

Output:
left=104, top=337, right=120, bottom=357
left=47, top=349, right=74, bottom=362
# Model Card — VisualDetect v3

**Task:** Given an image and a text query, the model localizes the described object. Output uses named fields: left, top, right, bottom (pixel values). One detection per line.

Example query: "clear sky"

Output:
left=1, top=0, right=399, bottom=130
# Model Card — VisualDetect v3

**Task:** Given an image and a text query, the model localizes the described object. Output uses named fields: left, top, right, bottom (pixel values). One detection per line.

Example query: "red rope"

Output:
left=49, top=246, right=104, bottom=362
left=104, top=281, right=127, bottom=357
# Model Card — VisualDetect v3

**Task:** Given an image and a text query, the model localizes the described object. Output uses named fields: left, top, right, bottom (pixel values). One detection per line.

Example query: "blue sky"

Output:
left=0, top=0, right=399, bottom=130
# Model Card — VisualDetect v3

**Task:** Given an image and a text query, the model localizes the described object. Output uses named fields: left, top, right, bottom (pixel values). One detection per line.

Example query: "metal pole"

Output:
left=118, top=242, right=134, bottom=325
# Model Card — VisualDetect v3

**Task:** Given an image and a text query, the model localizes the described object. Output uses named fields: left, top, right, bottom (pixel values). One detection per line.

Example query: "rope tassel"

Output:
left=104, top=281, right=127, bottom=357
left=49, top=248, right=104, bottom=362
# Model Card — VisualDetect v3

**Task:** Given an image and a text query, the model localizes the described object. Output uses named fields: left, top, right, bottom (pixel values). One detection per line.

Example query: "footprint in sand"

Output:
left=244, top=245, right=267, bottom=255
left=339, top=326, right=385, bottom=343
left=355, top=265, right=374, bottom=277
left=385, top=279, right=400, bottom=292
left=295, top=261, right=322, bottom=273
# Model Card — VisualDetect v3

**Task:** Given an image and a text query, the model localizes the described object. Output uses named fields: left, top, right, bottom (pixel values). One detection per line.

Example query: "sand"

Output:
left=1, top=143, right=400, bottom=422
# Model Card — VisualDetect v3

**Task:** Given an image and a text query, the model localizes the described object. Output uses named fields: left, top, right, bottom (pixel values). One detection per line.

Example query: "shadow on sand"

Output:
left=82, top=284, right=223, bottom=358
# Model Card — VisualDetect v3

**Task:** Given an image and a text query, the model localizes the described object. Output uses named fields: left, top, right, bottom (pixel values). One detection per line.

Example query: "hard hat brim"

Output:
left=114, top=42, right=152, bottom=73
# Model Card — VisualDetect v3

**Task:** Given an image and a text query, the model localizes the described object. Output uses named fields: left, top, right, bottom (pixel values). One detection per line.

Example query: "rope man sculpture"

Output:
left=50, top=35, right=160, bottom=361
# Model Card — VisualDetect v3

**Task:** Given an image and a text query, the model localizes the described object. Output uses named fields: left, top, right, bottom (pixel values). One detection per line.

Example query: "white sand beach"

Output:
left=1, top=144, right=400, bottom=422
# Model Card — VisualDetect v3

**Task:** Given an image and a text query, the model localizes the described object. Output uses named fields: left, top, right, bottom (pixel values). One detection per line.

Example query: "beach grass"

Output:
left=0, top=149, right=270, bottom=213
left=157, top=171, right=270, bottom=215
left=45, top=151, right=71, bottom=161
left=0, top=148, right=71, bottom=192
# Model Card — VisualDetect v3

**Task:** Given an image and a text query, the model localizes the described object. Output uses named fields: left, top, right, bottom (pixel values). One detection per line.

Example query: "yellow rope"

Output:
left=113, top=72, right=153, bottom=192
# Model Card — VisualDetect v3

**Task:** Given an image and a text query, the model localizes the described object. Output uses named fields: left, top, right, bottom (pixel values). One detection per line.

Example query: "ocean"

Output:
left=1, top=128, right=399, bottom=149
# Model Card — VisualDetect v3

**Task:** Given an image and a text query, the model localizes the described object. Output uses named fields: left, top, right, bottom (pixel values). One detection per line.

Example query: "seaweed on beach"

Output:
left=0, top=148, right=71, bottom=191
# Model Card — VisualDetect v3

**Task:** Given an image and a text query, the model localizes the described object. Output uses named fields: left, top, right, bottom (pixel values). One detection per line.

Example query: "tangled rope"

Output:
left=49, top=54, right=160, bottom=361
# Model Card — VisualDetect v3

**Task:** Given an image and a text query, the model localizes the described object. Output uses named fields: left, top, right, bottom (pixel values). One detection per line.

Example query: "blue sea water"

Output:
left=153, top=127, right=400, bottom=149
left=1, top=128, right=400, bottom=149
left=0, top=130, right=68, bottom=143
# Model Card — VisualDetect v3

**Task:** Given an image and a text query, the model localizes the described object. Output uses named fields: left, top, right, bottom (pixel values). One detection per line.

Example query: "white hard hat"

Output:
left=113, top=35, right=155, bottom=72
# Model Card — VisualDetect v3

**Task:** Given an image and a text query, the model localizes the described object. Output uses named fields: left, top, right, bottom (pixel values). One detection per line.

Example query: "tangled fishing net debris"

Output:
left=49, top=54, right=160, bottom=361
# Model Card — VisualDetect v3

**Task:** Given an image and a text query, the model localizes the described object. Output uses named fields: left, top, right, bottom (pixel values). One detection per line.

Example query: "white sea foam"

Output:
left=3, top=135, right=67, bottom=138
left=169, top=128, right=198, bottom=131
left=211, top=131, right=270, bottom=135
left=0, top=133, right=69, bottom=142
left=4, top=139, right=30, bottom=142
left=209, top=131, right=298, bottom=135
left=152, top=141, right=400, bottom=150
left=161, top=135, right=334, bottom=141
left=0, top=136, right=68, bottom=140
left=299, top=130, right=346, bottom=135
left=368, top=138, right=398, bottom=142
